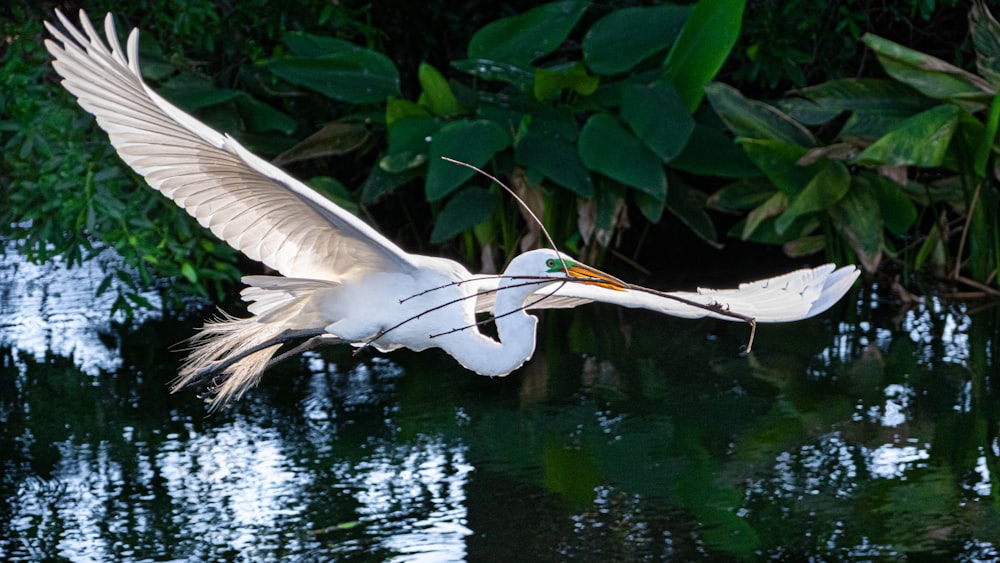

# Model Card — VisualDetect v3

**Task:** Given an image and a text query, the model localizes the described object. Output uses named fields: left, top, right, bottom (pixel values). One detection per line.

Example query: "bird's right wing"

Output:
left=527, top=264, right=860, bottom=323
left=45, top=10, right=416, bottom=282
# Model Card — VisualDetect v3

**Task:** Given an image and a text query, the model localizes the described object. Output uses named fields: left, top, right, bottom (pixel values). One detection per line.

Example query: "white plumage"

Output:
left=45, top=10, right=860, bottom=408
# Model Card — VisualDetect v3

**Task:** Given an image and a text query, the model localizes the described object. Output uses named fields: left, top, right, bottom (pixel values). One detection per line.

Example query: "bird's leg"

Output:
left=744, top=318, right=758, bottom=354
left=265, top=335, right=342, bottom=369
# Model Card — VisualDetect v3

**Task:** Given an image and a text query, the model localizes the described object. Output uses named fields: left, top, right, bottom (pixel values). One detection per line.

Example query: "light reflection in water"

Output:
left=867, top=443, right=930, bottom=478
left=157, top=421, right=311, bottom=555
left=765, top=434, right=859, bottom=499
left=1, top=245, right=998, bottom=559
left=0, top=241, right=161, bottom=375
left=347, top=439, right=473, bottom=562
left=0, top=247, right=476, bottom=561
left=5, top=417, right=475, bottom=561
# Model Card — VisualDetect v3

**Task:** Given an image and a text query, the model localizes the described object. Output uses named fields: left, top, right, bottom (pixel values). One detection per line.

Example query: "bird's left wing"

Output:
left=45, top=10, right=417, bottom=281
left=523, top=264, right=859, bottom=323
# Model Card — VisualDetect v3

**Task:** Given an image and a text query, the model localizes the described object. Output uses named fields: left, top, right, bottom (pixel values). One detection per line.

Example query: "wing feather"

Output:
left=45, top=10, right=415, bottom=281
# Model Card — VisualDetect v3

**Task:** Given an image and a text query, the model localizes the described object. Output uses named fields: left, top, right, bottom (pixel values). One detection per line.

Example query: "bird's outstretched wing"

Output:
left=44, top=10, right=416, bottom=281
left=514, top=264, right=859, bottom=323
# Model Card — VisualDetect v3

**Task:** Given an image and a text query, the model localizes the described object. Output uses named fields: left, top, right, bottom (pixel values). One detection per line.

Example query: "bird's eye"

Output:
left=546, top=259, right=555, bottom=268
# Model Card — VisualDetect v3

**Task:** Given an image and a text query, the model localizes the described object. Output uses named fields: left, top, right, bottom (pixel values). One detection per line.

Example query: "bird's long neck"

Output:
left=438, top=281, right=540, bottom=377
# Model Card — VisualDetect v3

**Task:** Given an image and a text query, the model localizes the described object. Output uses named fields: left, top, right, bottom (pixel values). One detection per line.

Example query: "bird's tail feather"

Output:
left=172, top=311, right=286, bottom=410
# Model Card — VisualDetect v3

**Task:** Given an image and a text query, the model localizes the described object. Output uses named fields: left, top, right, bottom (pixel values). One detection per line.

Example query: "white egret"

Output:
left=45, top=11, right=860, bottom=408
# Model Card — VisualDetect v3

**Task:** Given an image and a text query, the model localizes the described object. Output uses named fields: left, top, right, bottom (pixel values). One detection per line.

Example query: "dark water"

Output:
left=2, top=248, right=999, bottom=561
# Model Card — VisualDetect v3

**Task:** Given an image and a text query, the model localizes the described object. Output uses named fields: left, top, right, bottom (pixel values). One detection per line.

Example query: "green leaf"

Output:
left=418, top=63, right=463, bottom=116
left=669, top=124, right=760, bottom=178
left=430, top=187, right=497, bottom=243
left=522, top=108, right=580, bottom=142
left=450, top=59, right=535, bottom=90
left=965, top=171, right=995, bottom=281
left=308, top=176, right=359, bottom=215
left=831, top=179, right=883, bottom=272
left=468, top=1, right=589, bottom=66
left=665, top=176, right=719, bottom=247
left=96, top=273, right=114, bottom=297
left=862, top=33, right=992, bottom=107
left=234, top=96, right=297, bottom=135
left=159, top=74, right=243, bottom=110
left=621, top=81, right=694, bottom=162
left=707, top=179, right=777, bottom=212
left=775, top=159, right=850, bottom=234
left=136, top=34, right=173, bottom=80
left=274, top=121, right=370, bottom=165
left=971, top=1, right=1000, bottom=88
left=838, top=112, right=921, bottom=142
left=704, top=82, right=816, bottom=147
left=361, top=161, right=422, bottom=204
left=386, top=97, right=432, bottom=127
left=863, top=173, right=917, bottom=235
left=475, top=106, right=528, bottom=139
left=739, top=139, right=816, bottom=196
left=426, top=120, right=510, bottom=200
left=915, top=222, right=947, bottom=271
left=282, top=32, right=359, bottom=57
left=582, top=4, right=691, bottom=75
left=180, top=262, right=198, bottom=284
left=855, top=104, right=960, bottom=167
left=381, top=117, right=441, bottom=173
left=975, top=93, right=1000, bottom=177
left=662, top=0, right=746, bottom=112
left=780, top=78, right=934, bottom=136
left=388, top=117, right=441, bottom=153
left=783, top=235, right=826, bottom=257
left=731, top=213, right=820, bottom=246
left=593, top=178, right=627, bottom=247
left=634, top=190, right=665, bottom=223
left=740, top=191, right=787, bottom=240
left=380, top=152, right=428, bottom=174
left=578, top=114, right=667, bottom=200
left=534, top=63, right=600, bottom=101
left=268, top=47, right=400, bottom=104
left=515, top=132, right=594, bottom=197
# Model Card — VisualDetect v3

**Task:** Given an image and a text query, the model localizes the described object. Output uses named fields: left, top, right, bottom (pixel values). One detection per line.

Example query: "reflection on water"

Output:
left=346, top=439, right=473, bottom=561
left=0, top=241, right=161, bottom=375
left=1, top=248, right=999, bottom=560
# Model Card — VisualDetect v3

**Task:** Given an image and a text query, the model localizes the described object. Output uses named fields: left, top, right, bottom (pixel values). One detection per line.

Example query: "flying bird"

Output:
left=44, top=11, right=860, bottom=408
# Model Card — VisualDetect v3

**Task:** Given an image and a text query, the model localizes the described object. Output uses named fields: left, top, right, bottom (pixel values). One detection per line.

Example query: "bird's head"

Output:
left=504, top=249, right=629, bottom=291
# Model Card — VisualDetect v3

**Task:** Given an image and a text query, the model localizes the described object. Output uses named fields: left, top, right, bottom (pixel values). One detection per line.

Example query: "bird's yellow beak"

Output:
left=565, top=262, right=630, bottom=292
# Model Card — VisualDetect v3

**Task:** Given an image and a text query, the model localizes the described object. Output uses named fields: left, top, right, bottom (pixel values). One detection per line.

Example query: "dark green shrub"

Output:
left=706, top=1, right=1000, bottom=288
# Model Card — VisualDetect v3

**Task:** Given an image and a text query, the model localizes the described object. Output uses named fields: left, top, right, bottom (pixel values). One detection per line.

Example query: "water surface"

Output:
left=1, top=249, right=998, bottom=561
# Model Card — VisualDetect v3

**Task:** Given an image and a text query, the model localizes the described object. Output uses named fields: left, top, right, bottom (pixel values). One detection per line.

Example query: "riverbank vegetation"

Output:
left=2, top=0, right=991, bottom=314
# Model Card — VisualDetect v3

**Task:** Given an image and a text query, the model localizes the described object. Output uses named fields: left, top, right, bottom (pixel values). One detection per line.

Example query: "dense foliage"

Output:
left=1, top=0, right=993, bottom=313
left=709, top=1, right=1000, bottom=293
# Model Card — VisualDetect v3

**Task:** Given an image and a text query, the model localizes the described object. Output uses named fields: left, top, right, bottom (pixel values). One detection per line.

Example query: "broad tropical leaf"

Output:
left=426, top=120, right=510, bottom=200
left=662, top=0, right=746, bottom=111
left=468, top=1, right=589, bottom=66
left=431, top=187, right=497, bottom=243
left=578, top=114, right=667, bottom=200
left=583, top=4, right=690, bottom=75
